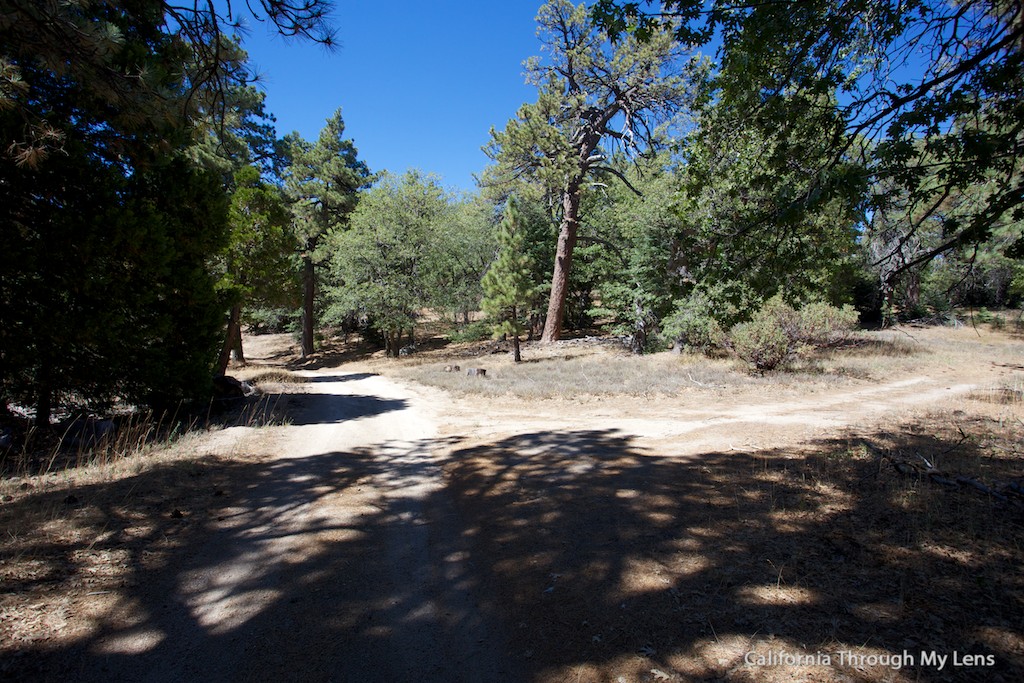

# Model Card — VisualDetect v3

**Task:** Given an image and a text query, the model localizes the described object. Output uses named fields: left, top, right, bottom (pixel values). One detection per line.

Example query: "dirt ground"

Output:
left=1, top=324, right=1022, bottom=682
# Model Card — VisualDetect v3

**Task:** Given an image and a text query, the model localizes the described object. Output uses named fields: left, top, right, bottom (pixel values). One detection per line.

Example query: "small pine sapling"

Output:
left=481, top=196, right=539, bottom=362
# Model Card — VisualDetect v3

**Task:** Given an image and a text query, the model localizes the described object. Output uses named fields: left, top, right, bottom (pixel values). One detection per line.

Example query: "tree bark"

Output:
left=232, top=327, right=245, bottom=365
left=301, top=249, right=315, bottom=358
left=541, top=185, right=581, bottom=342
left=216, top=302, right=243, bottom=377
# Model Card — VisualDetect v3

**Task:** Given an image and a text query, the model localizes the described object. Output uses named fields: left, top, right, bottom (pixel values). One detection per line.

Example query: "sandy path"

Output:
left=438, top=372, right=988, bottom=459
left=53, top=370, right=519, bottom=682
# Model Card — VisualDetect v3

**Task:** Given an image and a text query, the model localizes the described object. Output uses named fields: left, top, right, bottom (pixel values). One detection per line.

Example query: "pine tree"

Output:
left=486, top=0, right=696, bottom=342
left=481, top=197, right=539, bottom=363
left=284, top=111, right=371, bottom=358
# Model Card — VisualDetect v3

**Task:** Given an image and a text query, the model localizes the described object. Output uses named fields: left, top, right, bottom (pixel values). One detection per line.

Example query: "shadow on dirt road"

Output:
left=4, top=394, right=1022, bottom=682
left=2, top=385, right=519, bottom=682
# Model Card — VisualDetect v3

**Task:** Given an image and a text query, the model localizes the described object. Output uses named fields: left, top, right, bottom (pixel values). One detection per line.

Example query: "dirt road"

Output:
left=31, top=370, right=520, bottom=682
left=5, top=328, right=1020, bottom=683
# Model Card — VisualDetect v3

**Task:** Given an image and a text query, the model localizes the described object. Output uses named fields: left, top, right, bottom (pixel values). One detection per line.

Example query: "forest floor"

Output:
left=1, top=322, right=1022, bottom=682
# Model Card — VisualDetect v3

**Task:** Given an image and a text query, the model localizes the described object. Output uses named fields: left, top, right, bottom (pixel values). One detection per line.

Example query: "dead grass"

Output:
left=386, top=330, right=945, bottom=400
left=2, top=323, right=1021, bottom=681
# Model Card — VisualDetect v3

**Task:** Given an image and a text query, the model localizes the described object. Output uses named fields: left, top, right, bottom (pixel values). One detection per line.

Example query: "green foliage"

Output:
left=283, top=110, right=371, bottom=355
left=1, top=1, right=334, bottom=173
left=660, top=290, right=729, bottom=354
left=0, top=0, right=245, bottom=421
left=479, top=179, right=558, bottom=335
left=187, top=40, right=282, bottom=181
left=729, top=317, right=794, bottom=374
left=325, top=171, right=450, bottom=356
left=447, top=320, right=494, bottom=344
left=221, top=166, right=296, bottom=301
left=727, top=296, right=859, bottom=372
left=481, top=196, right=541, bottom=355
left=485, top=0, right=700, bottom=340
left=675, top=91, right=865, bottom=308
left=587, top=158, right=685, bottom=352
left=0, top=151, right=229, bottom=418
left=424, top=195, right=497, bottom=322
left=244, top=306, right=301, bottom=335
left=595, top=0, right=1024, bottom=289
left=797, top=300, right=860, bottom=348
left=285, top=110, right=371, bottom=248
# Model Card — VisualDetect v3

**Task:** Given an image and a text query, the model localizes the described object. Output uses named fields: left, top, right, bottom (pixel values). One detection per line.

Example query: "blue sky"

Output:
left=236, top=1, right=547, bottom=192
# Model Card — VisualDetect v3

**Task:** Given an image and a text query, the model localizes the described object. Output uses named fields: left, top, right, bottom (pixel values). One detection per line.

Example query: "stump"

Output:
left=443, top=364, right=461, bottom=373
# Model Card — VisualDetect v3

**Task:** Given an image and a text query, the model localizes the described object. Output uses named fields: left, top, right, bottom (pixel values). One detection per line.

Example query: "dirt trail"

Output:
left=11, top=331, right=1017, bottom=682
left=42, top=370, right=520, bottom=682
left=439, top=371, right=990, bottom=459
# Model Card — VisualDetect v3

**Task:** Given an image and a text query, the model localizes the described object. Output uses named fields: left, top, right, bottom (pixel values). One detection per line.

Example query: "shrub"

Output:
left=447, top=320, right=493, bottom=343
left=729, top=316, right=795, bottom=372
left=728, top=296, right=859, bottom=372
left=660, top=290, right=729, bottom=354
left=797, top=300, right=859, bottom=347
left=244, top=306, right=300, bottom=335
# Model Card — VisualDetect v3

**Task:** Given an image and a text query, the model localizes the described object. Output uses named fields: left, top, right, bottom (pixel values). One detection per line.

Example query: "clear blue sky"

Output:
left=236, top=1, right=546, bottom=192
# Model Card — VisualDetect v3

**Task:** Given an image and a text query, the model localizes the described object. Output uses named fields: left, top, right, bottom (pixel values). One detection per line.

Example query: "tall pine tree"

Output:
left=284, top=110, right=372, bottom=358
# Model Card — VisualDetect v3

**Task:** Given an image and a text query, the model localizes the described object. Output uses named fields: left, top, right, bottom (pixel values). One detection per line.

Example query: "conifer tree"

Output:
left=482, top=197, right=539, bottom=363
left=486, top=0, right=696, bottom=342
left=284, top=111, right=371, bottom=358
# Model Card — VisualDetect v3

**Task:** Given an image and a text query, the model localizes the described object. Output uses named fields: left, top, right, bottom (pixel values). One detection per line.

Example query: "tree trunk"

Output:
left=216, top=302, right=243, bottom=377
left=511, top=304, right=523, bottom=362
left=301, top=250, right=315, bottom=358
left=541, top=185, right=581, bottom=343
left=630, top=298, right=647, bottom=354
left=880, top=273, right=897, bottom=327
left=35, top=364, right=52, bottom=428
left=905, top=271, right=921, bottom=310
left=232, top=327, right=245, bottom=365
left=385, top=330, right=401, bottom=358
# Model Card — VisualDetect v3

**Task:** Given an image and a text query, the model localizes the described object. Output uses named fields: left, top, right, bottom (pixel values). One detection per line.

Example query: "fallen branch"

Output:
left=956, top=476, right=1008, bottom=501
left=861, top=440, right=1020, bottom=506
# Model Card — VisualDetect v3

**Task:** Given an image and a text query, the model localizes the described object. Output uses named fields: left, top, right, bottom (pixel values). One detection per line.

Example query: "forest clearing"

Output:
left=1, top=322, right=1021, bottom=682
left=4, top=0, right=1024, bottom=680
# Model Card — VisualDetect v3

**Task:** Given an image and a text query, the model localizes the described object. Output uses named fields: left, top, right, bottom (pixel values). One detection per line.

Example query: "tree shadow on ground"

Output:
left=0, top=430, right=519, bottom=682
left=3, top=420, right=1021, bottom=682
left=444, top=427, right=1023, bottom=682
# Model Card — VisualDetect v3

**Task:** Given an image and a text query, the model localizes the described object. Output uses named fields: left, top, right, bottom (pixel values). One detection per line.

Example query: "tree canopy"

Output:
left=592, top=0, right=1024, bottom=272
left=325, top=170, right=452, bottom=357
left=0, top=0, right=335, bottom=424
left=482, top=196, right=541, bottom=362
left=283, top=110, right=372, bottom=357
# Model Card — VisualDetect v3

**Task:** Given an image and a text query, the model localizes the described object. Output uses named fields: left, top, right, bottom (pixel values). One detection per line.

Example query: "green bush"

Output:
left=244, top=306, right=300, bottom=335
left=447, top=320, right=494, bottom=343
left=730, top=316, right=795, bottom=372
left=797, top=300, right=859, bottom=347
left=727, top=296, right=859, bottom=372
left=660, top=290, right=729, bottom=354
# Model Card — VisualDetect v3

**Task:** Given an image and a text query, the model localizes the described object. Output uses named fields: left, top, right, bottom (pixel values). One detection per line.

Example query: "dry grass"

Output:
left=386, top=330, right=943, bottom=400
left=0, top=393, right=289, bottom=667
left=443, top=412, right=1024, bottom=682
left=2, top=323, right=1021, bottom=681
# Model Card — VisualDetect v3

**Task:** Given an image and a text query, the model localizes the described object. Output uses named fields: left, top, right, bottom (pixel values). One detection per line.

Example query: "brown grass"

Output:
left=383, top=330, right=939, bottom=400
